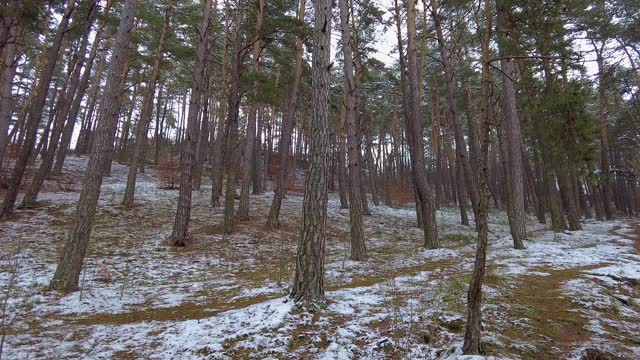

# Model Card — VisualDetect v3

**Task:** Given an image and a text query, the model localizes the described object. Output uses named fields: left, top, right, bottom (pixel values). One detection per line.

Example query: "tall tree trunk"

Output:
left=32, top=76, right=64, bottom=165
left=0, top=0, right=76, bottom=218
left=54, top=2, right=113, bottom=173
left=153, top=82, right=165, bottom=165
left=237, top=0, right=264, bottom=221
left=102, top=49, right=134, bottom=177
left=365, top=122, right=379, bottom=207
left=49, top=0, right=138, bottom=292
left=557, top=168, right=582, bottom=230
left=0, top=18, right=20, bottom=169
left=542, top=151, right=567, bottom=232
left=75, top=45, right=108, bottom=156
left=169, top=0, right=214, bottom=245
left=430, top=0, right=479, bottom=224
left=405, top=0, right=439, bottom=248
left=222, top=0, right=244, bottom=234
left=337, top=124, right=349, bottom=209
left=117, top=82, right=140, bottom=163
left=252, top=107, right=264, bottom=194
left=265, top=0, right=306, bottom=228
left=21, top=3, right=98, bottom=208
left=290, top=0, right=332, bottom=306
left=496, top=0, right=526, bottom=248
left=339, top=0, right=366, bottom=260
left=210, top=17, right=230, bottom=207
left=463, top=0, right=491, bottom=353
left=594, top=42, right=614, bottom=220
left=194, top=93, right=210, bottom=189
left=122, top=0, right=174, bottom=207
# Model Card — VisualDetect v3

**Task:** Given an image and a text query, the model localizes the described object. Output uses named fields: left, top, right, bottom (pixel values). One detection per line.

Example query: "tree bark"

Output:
left=211, top=16, right=230, bottom=207
left=49, top=0, right=138, bottom=293
left=290, top=0, right=332, bottom=307
left=463, top=0, right=491, bottom=353
left=222, top=0, right=244, bottom=234
left=0, top=17, right=20, bottom=169
left=122, top=0, right=173, bottom=208
left=405, top=0, right=439, bottom=248
left=266, top=0, right=306, bottom=228
left=339, top=0, right=366, bottom=260
left=0, top=0, right=76, bottom=218
left=252, top=107, right=264, bottom=194
left=237, top=0, right=264, bottom=221
left=75, top=45, right=108, bottom=156
left=496, top=0, right=526, bottom=248
left=54, top=1, right=113, bottom=172
left=169, top=0, right=215, bottom=245
left=21, top=3, right=98, bottom=208
left=337, top=121, right=349, bottom=209
left=430, top=0, right=479, bottom=224
left=594, top=43, right=614, bottom=220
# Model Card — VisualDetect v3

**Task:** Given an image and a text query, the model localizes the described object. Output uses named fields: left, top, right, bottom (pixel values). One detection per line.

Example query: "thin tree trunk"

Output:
left=75, top=45, right=108, bottom=156
left=222, top=0, right=244, bottom=234
left=169, top=0, right=215, bottom=245
left=211, top=16, right=230, bottom=207
left=404, top=0, right=439, bottom=248
left=463, top=0, right=491, bottom=352
left=0, top=19, right=21, bottom=169
left=496, top=0, right=526, bottom=248
left=153, top=82, right=165, bottom=165
left=21, top=3, right=98, bottom=208
left=337, top=124, right=349, bottom=209
left=54, top=2, right=113, bottom=171
left=594, top=43, right=614, bottom=220
left=266, top=0, right=306, bottom=228
left=0, top=0, right=76, bottom=218
left=117, top=82, right=140, bottom=163
left=252, top=106, right=264, bottom=194
left=122, top=0, right=174, bottom=208
left=237, top=0, right=264, bottom=221
left=430, top=0, right=479, bottom=224
left=339, top=0, right=366, bottom=260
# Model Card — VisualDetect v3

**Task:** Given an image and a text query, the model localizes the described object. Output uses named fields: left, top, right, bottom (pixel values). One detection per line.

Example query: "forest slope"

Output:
left=1, top=156, right=639, bottom=359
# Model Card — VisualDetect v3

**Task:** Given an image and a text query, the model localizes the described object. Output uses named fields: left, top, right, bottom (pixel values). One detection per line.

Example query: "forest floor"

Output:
left=1, top=156, right=639, bottom=359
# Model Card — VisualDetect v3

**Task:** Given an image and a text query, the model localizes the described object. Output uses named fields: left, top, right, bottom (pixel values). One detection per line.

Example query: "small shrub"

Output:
left=158, top=157, right=179, bottom=189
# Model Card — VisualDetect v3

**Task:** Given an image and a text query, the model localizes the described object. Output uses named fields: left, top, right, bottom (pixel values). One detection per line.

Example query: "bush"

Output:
left=158, top=157, right=179, bottom=189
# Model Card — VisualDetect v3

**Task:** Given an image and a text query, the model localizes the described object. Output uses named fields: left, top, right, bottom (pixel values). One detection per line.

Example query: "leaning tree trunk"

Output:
left=75, top=46, right=108, bottom=156
left=0, top=0, right=76, bottom=218
left=53, top=2, right=113, bottom=174
left=266, top=0, right=306, bottom=229
left=430, top=0, right=479, bottom=224
left=122, top=0, right=174, bottom=208
left=290, top=0, right=332, bottom=307
left=339, top=0, right=366, bottom=261
left=169, top=0, right=215, bottom=246
left=0, top=18, right=21, bottom=170
left=49, top=0, right=138, bottom=293
left=21, top=3, right=98, bottom=208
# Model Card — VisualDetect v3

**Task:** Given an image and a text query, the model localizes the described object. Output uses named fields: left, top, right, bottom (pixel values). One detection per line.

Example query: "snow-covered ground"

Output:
left=1, top=156, right=639, bottom=359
